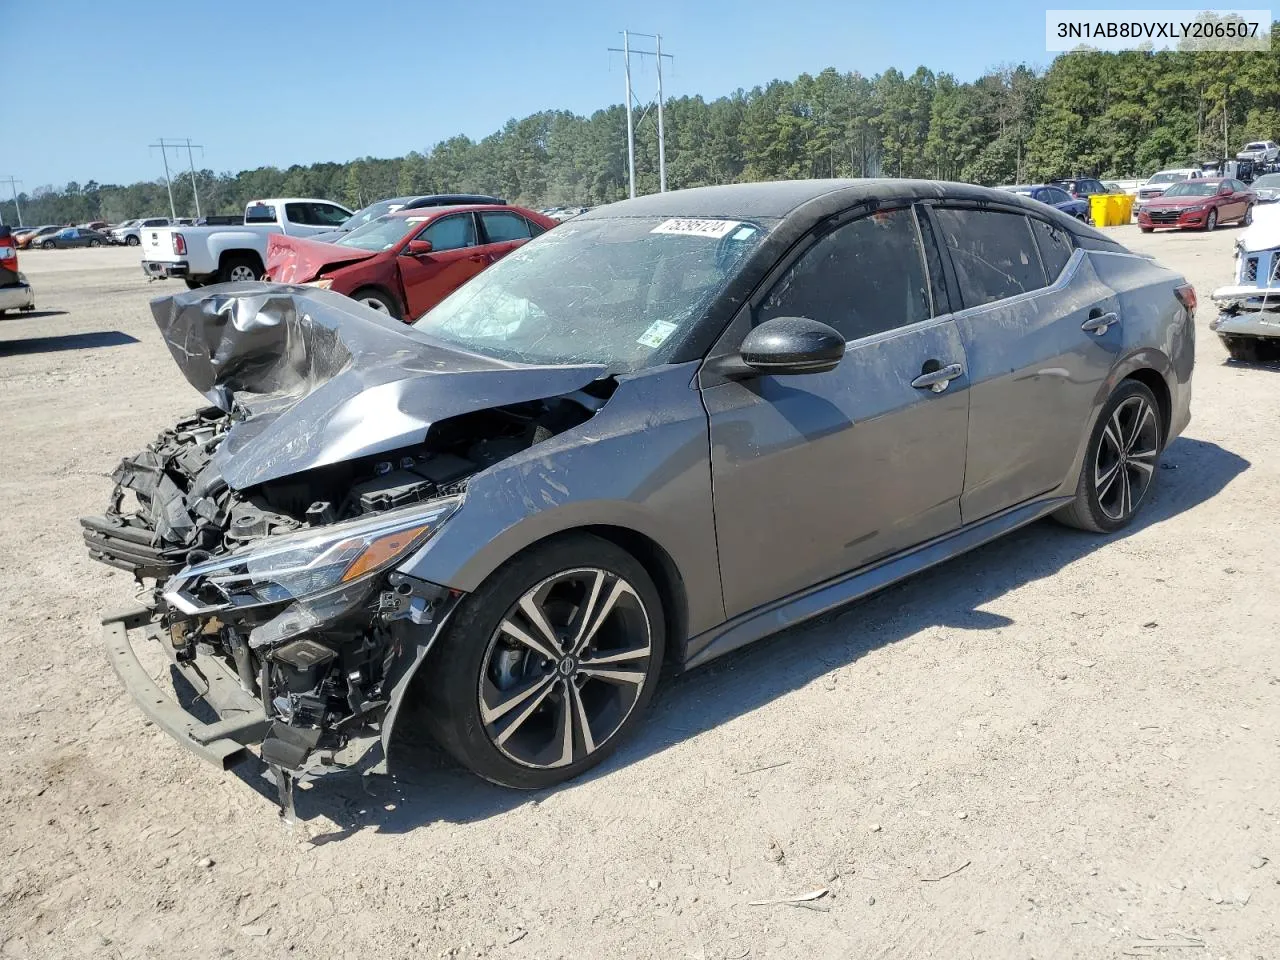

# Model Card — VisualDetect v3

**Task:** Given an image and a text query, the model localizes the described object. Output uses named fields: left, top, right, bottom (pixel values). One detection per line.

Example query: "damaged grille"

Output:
left=81, top=408, right=235, bottom=578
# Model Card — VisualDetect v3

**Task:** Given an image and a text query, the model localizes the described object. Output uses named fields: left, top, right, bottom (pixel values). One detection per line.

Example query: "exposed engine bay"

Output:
left=1211, top=204, right=1280, bottom=361
left=82, top=286, right=611, bottom=798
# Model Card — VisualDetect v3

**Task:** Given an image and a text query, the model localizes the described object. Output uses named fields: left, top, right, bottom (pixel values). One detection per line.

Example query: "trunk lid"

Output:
left=265, top=234, right=377, bottom=284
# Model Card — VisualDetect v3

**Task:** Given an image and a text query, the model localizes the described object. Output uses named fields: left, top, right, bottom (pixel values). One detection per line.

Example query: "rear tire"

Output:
left=1243, top=205, right=1254, bottom=226
left=1055, top=379, right=1163, bottom=534
left=350, top=287, right=402, bottom=320
left=216, top=254, right=263, bottom=284
left=88, top=239, right=101, bottom=247
left=126, top=235, right=140, bottom=247
left=417, top=533, right=665, bottom=789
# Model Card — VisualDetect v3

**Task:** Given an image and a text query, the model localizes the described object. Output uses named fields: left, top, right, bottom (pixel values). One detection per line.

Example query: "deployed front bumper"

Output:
left=102, top=606, right=267, bottom=769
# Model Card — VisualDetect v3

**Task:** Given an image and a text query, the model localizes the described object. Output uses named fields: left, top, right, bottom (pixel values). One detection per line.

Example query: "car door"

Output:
left=476, top=210, right=535, bottom=264
left=928, top=204, right=1123, bottom=521
left=398, top=212, right=486, bottom=318
left=1230, top=179, right=1252, bottom=220
left=702, top=204, right=971, bottom=617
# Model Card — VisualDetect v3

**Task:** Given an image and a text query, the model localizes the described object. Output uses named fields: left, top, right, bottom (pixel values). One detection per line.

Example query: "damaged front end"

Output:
left=1211, top=211, right=1280, bottom=360
left=83, top=285, right=609, bottom=793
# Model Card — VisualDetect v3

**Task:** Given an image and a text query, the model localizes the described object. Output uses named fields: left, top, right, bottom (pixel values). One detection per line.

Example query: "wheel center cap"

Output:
left=557, top=657, right=577, bottom=677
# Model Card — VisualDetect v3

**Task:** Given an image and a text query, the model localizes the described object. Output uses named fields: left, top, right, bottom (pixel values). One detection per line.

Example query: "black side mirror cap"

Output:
left=714, top=315, right=846, bottom=379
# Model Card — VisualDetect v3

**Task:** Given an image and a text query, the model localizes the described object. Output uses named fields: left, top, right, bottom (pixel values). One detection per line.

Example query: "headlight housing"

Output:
left=163, top=497, right=460, bottom=616
left=303, top=278, right=334, bottom=290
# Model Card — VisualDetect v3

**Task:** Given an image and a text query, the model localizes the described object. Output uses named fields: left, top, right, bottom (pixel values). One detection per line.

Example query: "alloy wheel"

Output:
left=478, top=567, right=653, bottom=769
left=228, top=265, right=257, bottom=282
left=1206, top=209, right=1218, bottom=231
left=1093, top=395, right=1159, bottom=521
left=359, top=296, right=391, bottom=315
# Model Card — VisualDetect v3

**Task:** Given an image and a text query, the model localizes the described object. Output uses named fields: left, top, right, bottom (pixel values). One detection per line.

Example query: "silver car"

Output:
left=84, top=179, right=1195, bottom=808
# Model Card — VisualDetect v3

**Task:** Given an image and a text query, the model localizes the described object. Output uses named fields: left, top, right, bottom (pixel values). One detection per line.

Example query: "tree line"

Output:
left=5, top=32, right=1279, bottom=227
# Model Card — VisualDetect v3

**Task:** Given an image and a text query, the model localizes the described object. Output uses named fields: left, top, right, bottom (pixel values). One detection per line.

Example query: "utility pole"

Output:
left=150, top=141, right=177, bottom=219
left=624, top=31, right=635, bottom=199
left=608, top=31, right=674, bottom=198
left=150, top=138, right=205, bottom=218
left=0, top=177, right=23, bottom=227
left=655, top=33, right=667, bottom=193
left=182, top=138, right=203, bottom=218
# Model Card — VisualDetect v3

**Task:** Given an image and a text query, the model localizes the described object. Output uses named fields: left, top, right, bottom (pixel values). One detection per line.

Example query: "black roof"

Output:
left=578, top=178, right=1111, bottom=246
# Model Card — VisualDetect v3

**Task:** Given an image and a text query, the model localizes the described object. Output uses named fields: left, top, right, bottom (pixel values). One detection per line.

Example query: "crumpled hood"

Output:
left=265, top=234, right=377, bottom=284
left=151, top=283, right=606, bottom=490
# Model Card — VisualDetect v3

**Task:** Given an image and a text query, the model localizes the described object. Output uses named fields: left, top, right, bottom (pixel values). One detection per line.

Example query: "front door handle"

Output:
left=1082, top=310, right=1120, bottom=334
left=911, top=362, right=964, bottom=393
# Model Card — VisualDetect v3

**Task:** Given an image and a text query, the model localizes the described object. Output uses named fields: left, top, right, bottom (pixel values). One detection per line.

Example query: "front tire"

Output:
left=1140, top=226, right=1153, bottom=233
left=1055, top=379, right=1163, bottom=533
left=1204, top=208, right=1218, bottom=232
left=126, top=235, right=140, bottom=247
left=419, top=533, right=665, bottom=789
left=350, top=287, right=403, bottom=320
left=41, top=240, right=55, bottom=249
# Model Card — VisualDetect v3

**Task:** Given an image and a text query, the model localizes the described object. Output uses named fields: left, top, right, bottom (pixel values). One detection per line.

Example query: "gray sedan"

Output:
left=38, top=227, right=111, bottom=249
left=85, top=179, right=1194, bottom=805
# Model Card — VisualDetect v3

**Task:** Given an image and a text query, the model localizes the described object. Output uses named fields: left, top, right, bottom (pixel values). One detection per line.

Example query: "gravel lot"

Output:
left=1, top=232, right=1277, bottom=960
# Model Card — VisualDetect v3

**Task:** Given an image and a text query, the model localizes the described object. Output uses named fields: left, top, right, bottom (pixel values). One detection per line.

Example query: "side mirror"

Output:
left=727, top=316, right=845, bottom=377
left=405, top=239, right=433, bottom=255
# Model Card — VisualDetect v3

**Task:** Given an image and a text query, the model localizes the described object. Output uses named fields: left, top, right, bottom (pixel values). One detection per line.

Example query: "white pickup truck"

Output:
left=140, top=197, right=353, bottom=287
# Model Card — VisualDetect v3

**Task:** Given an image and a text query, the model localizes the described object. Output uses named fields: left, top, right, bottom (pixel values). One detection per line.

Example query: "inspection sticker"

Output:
left=651, top=218, right=742, bottom=238
left=637, top=319, right=680, bottom=348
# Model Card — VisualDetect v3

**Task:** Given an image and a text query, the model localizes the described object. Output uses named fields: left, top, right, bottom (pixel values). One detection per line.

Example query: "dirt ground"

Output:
left=0, top=231, right=1276, bottom=960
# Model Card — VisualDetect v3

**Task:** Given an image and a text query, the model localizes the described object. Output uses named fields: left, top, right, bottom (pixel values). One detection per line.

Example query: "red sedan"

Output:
left=265, top=204, right=557, bottom=320
left=1138, top=177, right=1254, bottom=232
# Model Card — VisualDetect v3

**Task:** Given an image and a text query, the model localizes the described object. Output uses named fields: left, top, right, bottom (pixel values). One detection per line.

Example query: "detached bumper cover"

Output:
left=1210, top=310, right=1280, bottom=339
left=102, top=606, right=267, bottom=769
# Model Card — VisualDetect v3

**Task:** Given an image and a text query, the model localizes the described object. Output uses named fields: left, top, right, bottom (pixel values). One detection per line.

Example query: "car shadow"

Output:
left=227, top=436, right=1248, bottom=836
left=0, top=330, right=138, bottom=355
left=2, top=309, right=68, bottom=320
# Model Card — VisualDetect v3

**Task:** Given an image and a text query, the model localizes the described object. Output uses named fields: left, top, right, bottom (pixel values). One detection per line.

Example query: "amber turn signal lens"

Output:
left=340, top=524, right=431, bottom=583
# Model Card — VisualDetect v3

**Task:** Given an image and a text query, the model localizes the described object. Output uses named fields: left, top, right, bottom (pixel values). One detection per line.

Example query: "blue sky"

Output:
left=5, top=0, right=1174, bottom=189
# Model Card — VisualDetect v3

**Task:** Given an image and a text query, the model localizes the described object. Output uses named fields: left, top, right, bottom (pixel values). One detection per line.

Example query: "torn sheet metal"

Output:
left=151, top=283, right=606, bottom=489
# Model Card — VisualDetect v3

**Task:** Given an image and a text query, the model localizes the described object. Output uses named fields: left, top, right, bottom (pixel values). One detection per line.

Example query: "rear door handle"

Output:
left=911, top=362, right=964, bottom=393
left=1082, top=310, right=1120, bottom=334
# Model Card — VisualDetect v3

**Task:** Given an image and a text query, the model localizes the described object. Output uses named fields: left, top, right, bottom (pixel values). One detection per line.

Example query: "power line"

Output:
left=149, top=138, right=205, bottom=218
left=0, top=177, right=23, bottom=227
left=608, top=31, right=673, bottom=198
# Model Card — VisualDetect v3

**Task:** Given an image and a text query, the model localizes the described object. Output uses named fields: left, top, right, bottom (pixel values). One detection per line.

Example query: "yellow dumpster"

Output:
left=1090, top=194, right=1113, bottom=226
left=1110, top=193, right=1135, bottom=223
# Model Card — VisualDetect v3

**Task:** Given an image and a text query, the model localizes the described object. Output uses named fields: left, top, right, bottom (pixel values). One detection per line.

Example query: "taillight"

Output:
left=172, top=233, right=187, bottom=256
left=1174, top=283, right=1197, bottom=318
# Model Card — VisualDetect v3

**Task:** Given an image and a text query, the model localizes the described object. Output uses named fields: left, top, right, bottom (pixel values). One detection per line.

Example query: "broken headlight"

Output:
left=163, top=497, right=460, bottom=616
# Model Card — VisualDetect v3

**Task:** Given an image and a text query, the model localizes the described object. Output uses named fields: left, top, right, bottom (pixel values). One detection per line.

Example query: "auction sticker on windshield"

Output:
left=637, top=319, right=680, bottom=348
left=651, top=218, right=742, bottom=238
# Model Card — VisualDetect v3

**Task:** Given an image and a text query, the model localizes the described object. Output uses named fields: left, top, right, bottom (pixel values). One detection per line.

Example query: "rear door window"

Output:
left=933, top=208, right=1048, bottom=308
left=479, top=211, right=533, bottom=243
left=757, top=206, right=933, bottom=342
left=1043, top=187, right=1073, bottom=204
